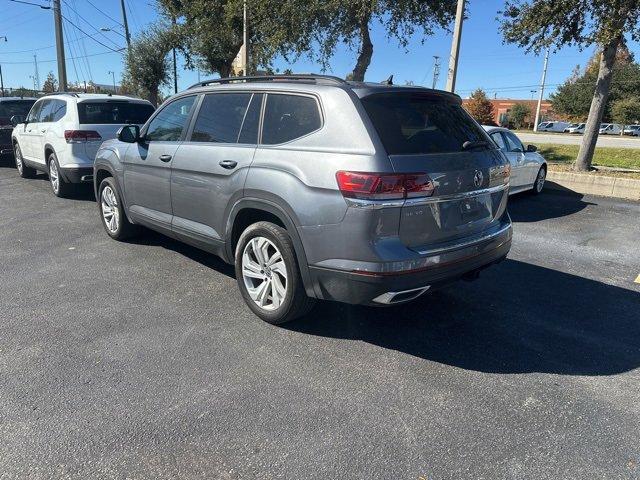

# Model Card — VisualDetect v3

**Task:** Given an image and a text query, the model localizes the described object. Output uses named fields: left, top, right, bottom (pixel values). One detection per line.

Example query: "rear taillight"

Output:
left=64, top=130, right=102, bottom=143
left=336, top=171, right=435, bottom=200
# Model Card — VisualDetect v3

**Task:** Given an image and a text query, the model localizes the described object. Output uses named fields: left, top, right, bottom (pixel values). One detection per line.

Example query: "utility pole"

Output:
left=0, top=36, right=6, bottom=97
left=242, top=0, right=248, bottom=76
left=533, top=48, right=550, bottom=132
left=33, top=54, right=40, bottom=91
left=446, top=0, right=465, bottom=93
left=52, top=0, right=67, bottom=91
left=108, top=70, right=117, bottom=93
left=432, top=56, right=440, bottom=89
left=120, top=0, right=132, bottom=53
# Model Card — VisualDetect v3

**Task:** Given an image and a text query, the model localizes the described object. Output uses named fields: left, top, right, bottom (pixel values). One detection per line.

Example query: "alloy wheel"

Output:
left=49, top=159, right=59, bottom=193
left=101, top=185, right=120, bottom=233
left=241, top=236, right=288, bottom=311
left=15, top=146, right=23, bottom=174
left=536, top=168, right=546, bottom=193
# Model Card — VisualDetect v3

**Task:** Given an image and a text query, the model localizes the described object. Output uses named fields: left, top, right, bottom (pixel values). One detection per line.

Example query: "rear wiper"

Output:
left=462, top=140, right=489, bottom=150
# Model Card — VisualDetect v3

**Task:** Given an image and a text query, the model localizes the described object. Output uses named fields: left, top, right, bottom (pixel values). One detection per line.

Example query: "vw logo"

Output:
left=473, top=170, right=483, bottom=187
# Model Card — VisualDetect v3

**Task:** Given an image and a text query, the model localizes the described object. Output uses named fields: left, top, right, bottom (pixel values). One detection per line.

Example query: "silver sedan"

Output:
left=483, top=126, right=548, bottom=195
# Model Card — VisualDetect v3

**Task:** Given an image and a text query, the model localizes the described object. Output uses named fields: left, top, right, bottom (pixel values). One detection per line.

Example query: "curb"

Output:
left=546, top=170, right=640, bottom=201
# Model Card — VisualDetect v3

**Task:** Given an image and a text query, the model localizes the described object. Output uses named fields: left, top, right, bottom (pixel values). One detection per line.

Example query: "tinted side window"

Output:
left=41, top=100, right=66, bottom=122
left=490, top=132, right=507, bottom=151
left=504, top=132, right=524, bottom=152
left=238, top=93, right=263, bottom=144
left=145, top=96, right=196, bottom=142
left=27, top=100, right=45, bottom=122
left=191, top=93, right=252, bottom=143
left=262, top=94, right=321, bottom=145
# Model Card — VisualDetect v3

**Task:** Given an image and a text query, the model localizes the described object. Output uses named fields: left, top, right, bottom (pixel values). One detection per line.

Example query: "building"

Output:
left=462, top=98, right=554, bottom=126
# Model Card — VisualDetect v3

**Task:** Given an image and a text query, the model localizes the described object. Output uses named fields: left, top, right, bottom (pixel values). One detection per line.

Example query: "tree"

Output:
left=508, top=102, right=531, bottom=129
left=550, top=46, right=640, bottom=121
left=42, top=72, right=57, bottom=93
left=123, top=25, right=173, bottom=106
left=464, top=89, right=496, bottom=125
left=499, top=0, right=640, bottom=171
left=304, top=0, right=456, bottom=81
left=611, top=97, right=640, bottom=132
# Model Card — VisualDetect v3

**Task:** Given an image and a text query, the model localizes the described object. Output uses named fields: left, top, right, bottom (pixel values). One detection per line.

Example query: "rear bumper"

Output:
left=59, top=166, right=94, bottom=184
left=308, top=224, right=512, bottom=305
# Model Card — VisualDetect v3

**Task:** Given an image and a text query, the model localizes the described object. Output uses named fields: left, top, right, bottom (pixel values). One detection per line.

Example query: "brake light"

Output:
left=336, top=171, right=434, bottom=200
left=64, top=130, right=102, bottom=143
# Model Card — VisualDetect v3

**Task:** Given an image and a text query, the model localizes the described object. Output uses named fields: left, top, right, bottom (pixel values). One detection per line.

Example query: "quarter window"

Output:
left=262, top=94, right=321, bottom=145
left=191, top=93, right=252, bottom=143
left=145, top=96, right=196, bottom=142
left=490, top=132, right=507, bottom=151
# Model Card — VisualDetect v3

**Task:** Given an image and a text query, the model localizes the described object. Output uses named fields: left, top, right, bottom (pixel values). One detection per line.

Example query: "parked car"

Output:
left=599, top=123, right=622, bottom=135
left=11, top=93, right=155, bottom=197
left=94, top=75, right=512, bottom=325
left=484, top=126, right=547, bottom=195
left=623, top=125, right=640, bottom=136
left=564, top=123, right=585, bottom=134
left=537, top=121, right=569, bottom=132
left=0, top=97, right=37, bottom=158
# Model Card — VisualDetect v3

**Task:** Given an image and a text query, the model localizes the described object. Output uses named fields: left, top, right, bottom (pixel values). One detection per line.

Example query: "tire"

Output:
left=530, top=165, right=546, bottom=195
left=48, top=152, right=75, bottom=198
left=235, top=221, right=315, bottom=325
left=14, top=143, right=36, bottom=178
left=97, top=177, right=138, bottom=240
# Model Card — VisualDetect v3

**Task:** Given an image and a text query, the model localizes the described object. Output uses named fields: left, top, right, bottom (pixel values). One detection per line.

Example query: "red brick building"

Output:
left=462, top=98, right=554, bottom=126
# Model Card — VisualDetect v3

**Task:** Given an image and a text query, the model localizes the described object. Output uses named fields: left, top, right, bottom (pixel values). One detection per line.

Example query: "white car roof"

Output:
left=42, top=93, right=152, bottom=104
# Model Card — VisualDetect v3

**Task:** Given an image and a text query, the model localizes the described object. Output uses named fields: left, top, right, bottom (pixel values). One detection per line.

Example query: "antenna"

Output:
left=381, top=75, right=393, bottom=86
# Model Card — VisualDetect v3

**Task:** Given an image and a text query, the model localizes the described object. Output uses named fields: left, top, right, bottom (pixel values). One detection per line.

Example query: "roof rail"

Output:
left=43, top=92, right=80, bottom=97
left=188, top=74, right=348, bottom=90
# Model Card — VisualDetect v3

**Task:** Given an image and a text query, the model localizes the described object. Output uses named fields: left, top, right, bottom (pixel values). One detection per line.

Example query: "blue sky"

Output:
left=1, top=0, right=639, bottom=99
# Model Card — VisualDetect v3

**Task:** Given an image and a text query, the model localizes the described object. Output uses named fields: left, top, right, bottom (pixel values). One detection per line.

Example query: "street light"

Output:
left=107, top=70, right=117, bottom=94
left=530, top=89, right=537, bottom=100
left=0, top=36, right=7, bottom=97
left=100, top=27, right=126, bottom=40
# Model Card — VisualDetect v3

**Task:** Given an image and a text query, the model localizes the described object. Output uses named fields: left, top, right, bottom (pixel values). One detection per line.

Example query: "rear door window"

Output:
left=504, top=132, right=524, bottom=152
left=27, top=100, right=47, bottom=123
left=362, top=93, right=490, bottom=154
left=41, top=100, right=66, bottom=122
left=261, top=94, right=321, bottom=145
left=238, top=93, right=263, bottom=144
left=78, top=101, right=155, bottom=124
left=190, top=93, right=252, bottom=143
left=490, top=132, right=507, bottom=151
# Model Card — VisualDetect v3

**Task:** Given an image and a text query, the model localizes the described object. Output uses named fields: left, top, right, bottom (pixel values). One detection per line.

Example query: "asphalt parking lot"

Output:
left=1, top=160, right=639, bottom=480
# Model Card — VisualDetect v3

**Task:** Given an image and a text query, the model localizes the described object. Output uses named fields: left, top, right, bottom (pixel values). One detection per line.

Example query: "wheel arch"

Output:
left=226, top=199, right=316, bottom=299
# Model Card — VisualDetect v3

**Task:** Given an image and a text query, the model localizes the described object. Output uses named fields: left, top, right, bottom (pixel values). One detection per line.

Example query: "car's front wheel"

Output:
left=235, top=221, right=315, bottom=325
left=98, top=177, right=138, bottom=240
left=14, top=143, right=36, bottom=178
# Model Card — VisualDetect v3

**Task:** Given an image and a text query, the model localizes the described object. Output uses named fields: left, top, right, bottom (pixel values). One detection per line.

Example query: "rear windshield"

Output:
left=0, top=100, right=36, bottom=125
left=361, top=93, right=490, bottom=155
left=78, top=101, right=155, bottom=125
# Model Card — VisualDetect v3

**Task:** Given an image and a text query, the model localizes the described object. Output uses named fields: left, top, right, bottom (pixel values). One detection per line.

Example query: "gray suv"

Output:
left=94, top=75, right=512, bottom=324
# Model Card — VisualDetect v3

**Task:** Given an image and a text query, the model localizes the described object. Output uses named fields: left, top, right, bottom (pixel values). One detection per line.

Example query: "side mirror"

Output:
left=117, top=124, right=140, bottom=143
left=526, top=144, right=537, bottom=152
left=10, top=115, right=25, bottom=127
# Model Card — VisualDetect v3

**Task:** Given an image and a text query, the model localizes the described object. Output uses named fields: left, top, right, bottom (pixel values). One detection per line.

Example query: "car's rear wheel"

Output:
left=531, top=165, right=546, bottom=195
left=98, top=177, right=138, bottom=240
left=48, top=152, right=74, bottom=198
left=235, top=221, right=315, bottom=325
left=14, top=143, right=36, bottom=178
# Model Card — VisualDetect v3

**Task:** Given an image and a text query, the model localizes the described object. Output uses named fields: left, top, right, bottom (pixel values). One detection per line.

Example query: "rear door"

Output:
left=170, top=92, right=261, bottom=245
left=123, top=95, right=196, bottom=233
left=77, top=100, right=156, bottom=162
left=361, top=92, right=510, bottom=249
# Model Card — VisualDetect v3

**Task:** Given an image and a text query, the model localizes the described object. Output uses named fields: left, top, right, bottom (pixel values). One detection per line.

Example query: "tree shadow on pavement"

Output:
left=508, top=188, right=596, bottom=223
left=286, top=259, right=640, bottom=376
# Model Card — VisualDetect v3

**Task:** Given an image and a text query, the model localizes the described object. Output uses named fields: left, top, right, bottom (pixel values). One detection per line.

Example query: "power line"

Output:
left=60, top=13, right=125, bottom=53
left=61, top=0, right=123, bottom=50
left=85, top=0, right=125, bottom=28
left=0, top=49, right=121, bottom=65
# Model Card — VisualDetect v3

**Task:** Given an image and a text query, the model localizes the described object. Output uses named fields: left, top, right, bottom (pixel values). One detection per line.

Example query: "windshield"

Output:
left=361, top=92, right=490, bottom=155
left=78, top=101, right=155, bottom=125
left=0, top=100, right=36, bottom=125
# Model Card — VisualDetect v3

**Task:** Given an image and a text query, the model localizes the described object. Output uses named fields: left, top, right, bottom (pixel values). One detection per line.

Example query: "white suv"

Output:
left=11, top=93, right=154, bottom=197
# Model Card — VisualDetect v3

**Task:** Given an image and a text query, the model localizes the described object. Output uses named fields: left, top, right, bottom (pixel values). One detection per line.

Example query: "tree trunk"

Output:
left=351, top=16, right=373, bottom=82
left=574, top=38, right=620, bottom=171
left=218, top=62, right=233, bottom=78
left=148, top=88, right=159, bottom=107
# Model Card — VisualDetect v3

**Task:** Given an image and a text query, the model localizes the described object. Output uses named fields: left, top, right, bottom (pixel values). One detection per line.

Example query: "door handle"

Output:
left=159, top=154, right=172, bottom=162
left=219, top=160, right=238, bottom=169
